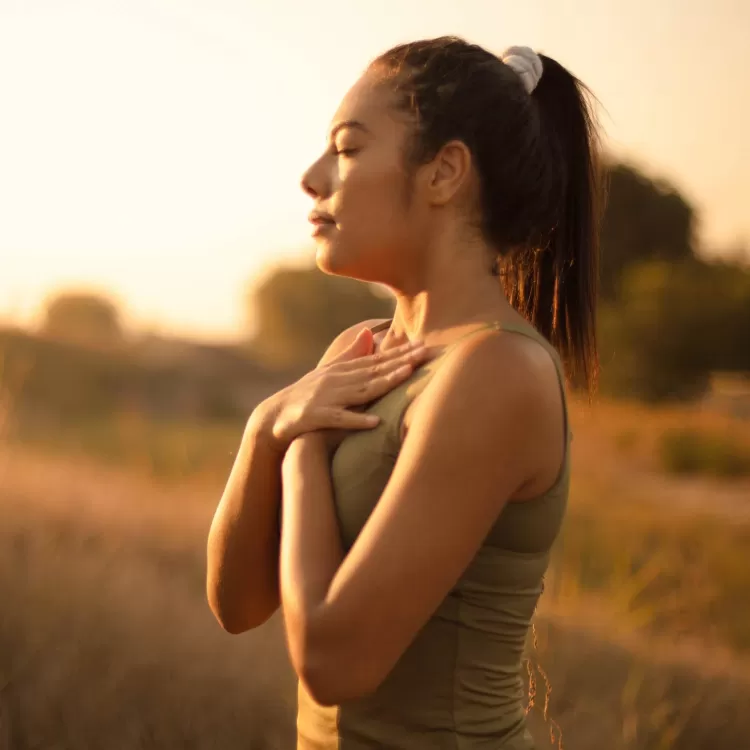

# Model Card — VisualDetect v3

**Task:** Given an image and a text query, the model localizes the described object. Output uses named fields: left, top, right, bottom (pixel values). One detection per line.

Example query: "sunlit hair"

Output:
left=372, top=37, right=605, bottom=392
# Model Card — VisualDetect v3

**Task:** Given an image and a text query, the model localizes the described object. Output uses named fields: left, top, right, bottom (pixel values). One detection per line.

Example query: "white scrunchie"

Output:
left=501, top=46, right=543, bottom=94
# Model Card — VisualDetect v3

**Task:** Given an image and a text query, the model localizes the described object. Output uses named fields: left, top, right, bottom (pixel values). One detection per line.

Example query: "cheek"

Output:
left=336, top=159, right=412, bottom=257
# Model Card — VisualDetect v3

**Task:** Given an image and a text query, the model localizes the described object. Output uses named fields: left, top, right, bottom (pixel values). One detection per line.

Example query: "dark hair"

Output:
left=372, top=37, right=604, bottom=391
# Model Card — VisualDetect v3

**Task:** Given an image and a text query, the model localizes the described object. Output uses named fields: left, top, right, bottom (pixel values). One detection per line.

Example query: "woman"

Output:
left=207, top=37, right=602, bottom=749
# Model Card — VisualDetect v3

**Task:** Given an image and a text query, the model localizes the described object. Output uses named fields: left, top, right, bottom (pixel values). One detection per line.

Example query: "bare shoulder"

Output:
left=407, top=328, right=565, bottom=492
left=317, top=318, right=392, bottom=367
left=428, top=329, right=556, bottom=417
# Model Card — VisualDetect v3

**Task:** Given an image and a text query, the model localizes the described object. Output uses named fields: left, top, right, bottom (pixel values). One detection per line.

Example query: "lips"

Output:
left=308, top=211, right=336, bottom=227
left=308, top=210, right=336, bottom=237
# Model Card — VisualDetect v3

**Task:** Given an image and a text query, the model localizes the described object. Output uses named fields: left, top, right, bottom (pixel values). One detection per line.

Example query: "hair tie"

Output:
left=501, top=46, right=543, bottom=94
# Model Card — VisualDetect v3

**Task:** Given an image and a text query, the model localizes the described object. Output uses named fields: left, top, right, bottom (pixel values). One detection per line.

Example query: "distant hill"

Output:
left=0, top=326, right=285, bottom=426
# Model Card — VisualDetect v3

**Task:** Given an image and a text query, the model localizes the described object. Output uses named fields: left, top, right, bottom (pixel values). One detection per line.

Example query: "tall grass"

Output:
left=546, top=499, right=750, bottom=654
left=2, top=448, right=750, bottom=750
left=2, top=389, right=750, bottom=748
left=7, top=414, right=243, bottom=481
left=659, top=427, right=750, bottom=478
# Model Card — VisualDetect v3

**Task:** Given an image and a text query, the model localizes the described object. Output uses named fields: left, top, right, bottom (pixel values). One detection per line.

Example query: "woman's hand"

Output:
left=253, top=329, right=430, bottom=454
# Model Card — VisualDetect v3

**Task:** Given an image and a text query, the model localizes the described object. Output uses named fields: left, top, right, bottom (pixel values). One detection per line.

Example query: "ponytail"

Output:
left=373, top=38, right=605, bottom=391
left=501, top=55, right=604, bottom=392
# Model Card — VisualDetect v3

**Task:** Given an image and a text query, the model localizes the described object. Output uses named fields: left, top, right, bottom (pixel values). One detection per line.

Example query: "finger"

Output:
left=332, top=339, right=425, bottom=372
left=349, top=327, right=374, bottom=357
left=337, top=362, right=417, bottom=406
left=364, top=342, right=433, bottom=372
left=328, top=328, right=375, bottom=365
left=325, top=348, right=426, bottom=391
left=316, top=408, right=381, bottom=431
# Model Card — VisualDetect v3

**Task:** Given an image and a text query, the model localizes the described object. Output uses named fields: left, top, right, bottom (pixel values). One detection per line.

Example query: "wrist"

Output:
left=247, top=397, right=285, bottom=456
left=283, top=432, right=327, bottom=470
left=288, top=431, right=327, bottom=455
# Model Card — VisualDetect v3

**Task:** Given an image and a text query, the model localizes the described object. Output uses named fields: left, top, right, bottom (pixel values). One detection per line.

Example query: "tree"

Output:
left=247, top=265, right=395, bottom=371
left=598, top=258, right=750, bottom=401
left=599, top=163, right=696, bottom=300
left=41, top=291, right=124, bottom=349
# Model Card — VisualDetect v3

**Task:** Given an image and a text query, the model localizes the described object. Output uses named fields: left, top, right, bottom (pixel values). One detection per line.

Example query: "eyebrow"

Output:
left=328, top=120, right=371, bottom=141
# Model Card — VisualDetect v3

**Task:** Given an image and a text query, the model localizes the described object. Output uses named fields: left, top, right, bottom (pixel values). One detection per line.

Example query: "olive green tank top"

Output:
left=297, top=320, right=571, bottom=750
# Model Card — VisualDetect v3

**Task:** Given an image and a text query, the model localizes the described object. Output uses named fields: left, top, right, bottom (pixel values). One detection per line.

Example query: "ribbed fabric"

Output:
left=297, top=321, right=570, bottom=750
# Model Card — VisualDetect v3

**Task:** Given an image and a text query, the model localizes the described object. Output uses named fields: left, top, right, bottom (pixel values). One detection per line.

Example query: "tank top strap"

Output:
left=371, top=318, right=565, bottom=383
left=488, top=321, right=571, bottom=446
left=488, top=321, right=564, bottom=374
left=368, top=319, right=393, bottom=335
left=385, top=319, right=571, bottom=451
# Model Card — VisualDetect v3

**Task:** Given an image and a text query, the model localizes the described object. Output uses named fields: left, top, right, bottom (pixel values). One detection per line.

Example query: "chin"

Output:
left=315, top=241, right=356, bottom=278
left=314, top=245, right=338, bottom=276
left=315, top=239, right=390, bottom=286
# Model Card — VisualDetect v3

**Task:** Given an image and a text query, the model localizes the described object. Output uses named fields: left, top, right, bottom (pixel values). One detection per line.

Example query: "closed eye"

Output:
left=332, top=144, right=360, bottom=157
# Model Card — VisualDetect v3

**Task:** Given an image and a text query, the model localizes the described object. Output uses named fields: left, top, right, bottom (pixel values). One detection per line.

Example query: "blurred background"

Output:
left=1, top=1, right=749, bottom=748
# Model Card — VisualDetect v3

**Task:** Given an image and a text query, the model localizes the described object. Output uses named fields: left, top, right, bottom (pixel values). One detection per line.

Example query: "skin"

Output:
left=277, top=69, right=568, bottom=706
left=206, top=328, right=433, bottom=633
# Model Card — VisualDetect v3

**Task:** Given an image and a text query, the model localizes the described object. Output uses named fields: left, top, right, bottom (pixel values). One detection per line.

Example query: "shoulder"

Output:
left=407, top=328, right=564, bottom=488
left=317, top=318, right=391, bottom=367
left=424, top=328, right=559, bottom=421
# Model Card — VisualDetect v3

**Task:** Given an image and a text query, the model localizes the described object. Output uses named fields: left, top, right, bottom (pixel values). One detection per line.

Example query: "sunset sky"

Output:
left=1, top=0, right=748, bottom=339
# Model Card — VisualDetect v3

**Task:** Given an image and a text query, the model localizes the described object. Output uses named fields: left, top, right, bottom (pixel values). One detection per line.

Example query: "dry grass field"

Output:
left=1, top=393, right=749, bottom=749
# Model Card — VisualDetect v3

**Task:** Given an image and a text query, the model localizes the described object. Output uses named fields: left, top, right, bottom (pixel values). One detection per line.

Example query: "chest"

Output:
left=329, top=360, right=437, bottom=549
left=329, top=389, right=402, bottom=550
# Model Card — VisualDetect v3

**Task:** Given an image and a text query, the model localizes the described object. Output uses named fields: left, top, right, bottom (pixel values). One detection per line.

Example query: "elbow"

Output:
left=205, top=545, right=280, bottom=635
left=300, top=661, right=380, bottom=707
left=214, top=615, right=250, bottom=636
left=211, top=607, right=254, bottom=635
left=299, top=660, right=345, bottom=707
left=206, top=590, right=248, bottom=634
left=207, top=596, right=274, bottom=635
left=294, top=637, right=382, bottom=706
left=206, top=578, right=277, bottom=635
left=298, top=665, right=358, bottom=707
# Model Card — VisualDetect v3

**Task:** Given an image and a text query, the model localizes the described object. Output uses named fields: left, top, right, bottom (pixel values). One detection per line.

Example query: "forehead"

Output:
left=330, top=70, right=407, bottom=137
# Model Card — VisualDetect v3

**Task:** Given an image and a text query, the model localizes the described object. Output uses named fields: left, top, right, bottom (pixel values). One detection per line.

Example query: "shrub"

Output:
left=659, top=428, right=750, bottom=478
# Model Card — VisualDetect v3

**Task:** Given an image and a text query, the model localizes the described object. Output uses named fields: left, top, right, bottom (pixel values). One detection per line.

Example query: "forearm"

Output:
left=206, top=404, right=284, bottom=633
left=280, top=435, right=346, bottom=681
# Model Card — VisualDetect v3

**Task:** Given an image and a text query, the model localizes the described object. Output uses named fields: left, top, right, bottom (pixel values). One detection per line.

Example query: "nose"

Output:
left=300, top=169, right=317, bottom=199
left=300, top=155, right=328, bottom=199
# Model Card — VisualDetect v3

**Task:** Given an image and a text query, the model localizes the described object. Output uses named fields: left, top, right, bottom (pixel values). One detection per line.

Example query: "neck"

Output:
left=386, top=231, right=514, bottom=345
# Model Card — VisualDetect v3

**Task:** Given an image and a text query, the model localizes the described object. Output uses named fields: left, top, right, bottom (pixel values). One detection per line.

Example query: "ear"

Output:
left=426, top=140, right=473, bottom=207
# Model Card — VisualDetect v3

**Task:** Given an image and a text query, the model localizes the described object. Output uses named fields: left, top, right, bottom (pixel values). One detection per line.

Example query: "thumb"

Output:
left=348, top=326, right=374, bottom=357
left=330, top=327, right=374, bottom=364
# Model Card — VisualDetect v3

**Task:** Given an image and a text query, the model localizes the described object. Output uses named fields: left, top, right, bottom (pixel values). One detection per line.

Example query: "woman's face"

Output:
left=301, top=72, right=430, bottom=285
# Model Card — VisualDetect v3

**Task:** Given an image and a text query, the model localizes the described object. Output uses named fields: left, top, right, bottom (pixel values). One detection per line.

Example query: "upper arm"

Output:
left=316, top=318, right=391, bottom=368
left=318, top=333, right=557, bottom=692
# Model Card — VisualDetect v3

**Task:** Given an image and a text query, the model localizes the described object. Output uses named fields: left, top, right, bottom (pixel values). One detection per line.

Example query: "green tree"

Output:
left=600, top=163, right=696, bottom=300
left=248, top=265, right=395, bottom=371
left=41, top=291, right=124, bottom=349
left=599, top=258, right=750, bottom=401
